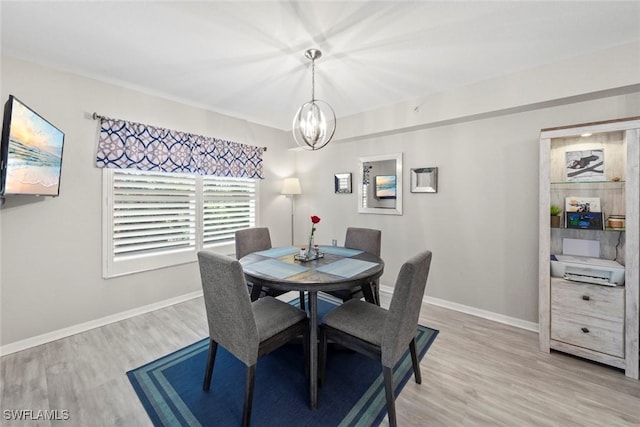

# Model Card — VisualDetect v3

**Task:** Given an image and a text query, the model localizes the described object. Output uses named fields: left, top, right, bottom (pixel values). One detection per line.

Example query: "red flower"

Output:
left=310, top=215, right=320, bottom=237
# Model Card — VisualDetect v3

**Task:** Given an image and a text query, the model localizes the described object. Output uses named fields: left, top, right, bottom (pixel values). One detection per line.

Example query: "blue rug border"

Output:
left=127, top=299, right=439, bottom=427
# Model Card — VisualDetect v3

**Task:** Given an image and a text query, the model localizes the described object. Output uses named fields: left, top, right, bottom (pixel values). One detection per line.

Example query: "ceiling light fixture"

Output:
left=292, top=49, right=336, bottom=151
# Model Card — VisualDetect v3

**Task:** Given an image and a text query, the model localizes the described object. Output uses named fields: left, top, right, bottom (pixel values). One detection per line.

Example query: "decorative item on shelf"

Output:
left=565, top=196, right=600, bottom=213
left=565, top=149, right=604, bottom=182
left=606, top=215, right=625, bottom=230
left=550, top=204, right=562, bottom=228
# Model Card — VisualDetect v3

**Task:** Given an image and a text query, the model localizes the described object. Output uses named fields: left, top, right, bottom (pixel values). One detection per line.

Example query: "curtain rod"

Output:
left=91, top=112, right=267, bottom=151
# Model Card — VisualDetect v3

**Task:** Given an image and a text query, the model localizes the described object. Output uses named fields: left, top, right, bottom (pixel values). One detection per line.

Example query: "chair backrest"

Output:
left=381, top=250, right=433, bottom=368
left=344, top=227, right=381, bottom=256
left=235, top=227, right=272, bottom=260
left=197, top=251, right=259, bottom=366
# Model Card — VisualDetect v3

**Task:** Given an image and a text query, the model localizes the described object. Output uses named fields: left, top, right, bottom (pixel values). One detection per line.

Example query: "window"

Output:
left=103, top=169, right=258, bottom=278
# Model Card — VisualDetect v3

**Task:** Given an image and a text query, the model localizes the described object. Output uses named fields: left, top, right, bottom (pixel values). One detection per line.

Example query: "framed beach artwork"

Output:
left=565, top=149, right=604, bottom=182
left=374, top=175, right=396, bottom=199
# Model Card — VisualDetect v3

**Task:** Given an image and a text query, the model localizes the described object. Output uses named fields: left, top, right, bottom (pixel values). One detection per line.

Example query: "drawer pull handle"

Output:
left=582, top=295, right=590, bottom=301
left=581, top=327, right=590, bottom=333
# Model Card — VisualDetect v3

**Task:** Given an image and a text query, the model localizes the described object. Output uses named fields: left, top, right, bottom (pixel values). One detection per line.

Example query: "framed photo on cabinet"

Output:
left=565, top=149, right=604, bottom=182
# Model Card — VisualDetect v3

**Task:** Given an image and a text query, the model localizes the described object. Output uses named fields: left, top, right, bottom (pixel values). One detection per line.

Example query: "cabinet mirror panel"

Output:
left=357, top=153, right=402, bottom=215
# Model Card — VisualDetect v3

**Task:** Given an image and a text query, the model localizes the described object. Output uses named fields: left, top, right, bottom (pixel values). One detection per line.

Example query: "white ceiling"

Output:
left=2, top=1, right=639, bottom=131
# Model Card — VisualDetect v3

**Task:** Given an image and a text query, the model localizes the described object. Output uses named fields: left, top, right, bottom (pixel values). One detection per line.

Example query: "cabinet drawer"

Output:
left=551, top=279, right=624, bottom=321
left=551, top=311, right=624, bottom=357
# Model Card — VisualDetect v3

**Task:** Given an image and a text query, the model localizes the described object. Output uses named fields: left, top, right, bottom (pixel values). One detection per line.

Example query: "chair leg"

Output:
left=383, top=366, right=397, bottom=427
left=202, top=339, right=218, bottom=391
left=299, top=291, right=306, bottom=311
left=409, top=337, right=422, bottom=384
left=249, top=283, right=262, bottom=301
left=373, top=279, right=381, bottom=306
left=362, top=281, right=376, bottom=305
left=243, top=364, right=256, bottom=427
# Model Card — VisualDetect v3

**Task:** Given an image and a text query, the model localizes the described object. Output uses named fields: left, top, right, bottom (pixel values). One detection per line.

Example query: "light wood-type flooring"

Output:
left=2, top=293, right=639, bottom=426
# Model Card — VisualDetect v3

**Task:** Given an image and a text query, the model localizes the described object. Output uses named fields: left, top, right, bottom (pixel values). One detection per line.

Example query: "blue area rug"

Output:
left=127, top=297, right=439, bottom=426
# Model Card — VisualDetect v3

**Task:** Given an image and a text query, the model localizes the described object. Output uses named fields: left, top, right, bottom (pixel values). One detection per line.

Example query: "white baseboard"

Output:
left=0, top=290, right=204, bottom=356
left=378, top=285, right=539, bottom=332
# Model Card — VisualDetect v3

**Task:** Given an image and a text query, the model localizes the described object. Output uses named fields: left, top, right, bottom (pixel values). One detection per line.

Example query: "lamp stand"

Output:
left=288, top=196, right=295, bottom=245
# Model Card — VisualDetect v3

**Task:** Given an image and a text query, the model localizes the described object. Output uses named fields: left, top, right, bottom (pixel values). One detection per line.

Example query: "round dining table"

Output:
left=239, top=245, right=384, bottom=410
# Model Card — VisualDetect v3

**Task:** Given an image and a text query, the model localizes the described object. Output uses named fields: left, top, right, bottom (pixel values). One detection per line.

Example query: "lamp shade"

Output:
left=281, top=177, right=302, bottom=195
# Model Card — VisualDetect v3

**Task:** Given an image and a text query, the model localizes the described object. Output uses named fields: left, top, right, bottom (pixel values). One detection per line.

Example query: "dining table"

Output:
left=238, top=245, right=384, bottom=410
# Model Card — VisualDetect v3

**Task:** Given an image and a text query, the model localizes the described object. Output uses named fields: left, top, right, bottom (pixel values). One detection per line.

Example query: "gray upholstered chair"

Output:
left=235, top=227, right=306, bottom=309
left=324, top=227, right=382, bottom=305
left=235, top=227, right=286, bottom=300
left=319, top=250, right=433, bottom=427
left=198, top=251, right=309, bottom=427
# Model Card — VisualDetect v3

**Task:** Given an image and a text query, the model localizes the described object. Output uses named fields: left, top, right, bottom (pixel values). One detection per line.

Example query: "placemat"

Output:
left=318, top=246, right=364, bottom=257
left=254, top=246, right=300, bottom=258
left=316, top=258, right=378, bottom=278
left=243, top=259, right=308, bottom=279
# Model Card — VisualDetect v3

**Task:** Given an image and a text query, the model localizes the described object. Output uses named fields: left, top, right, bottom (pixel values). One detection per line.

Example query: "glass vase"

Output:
left=307, top=234, right=314, bottom=258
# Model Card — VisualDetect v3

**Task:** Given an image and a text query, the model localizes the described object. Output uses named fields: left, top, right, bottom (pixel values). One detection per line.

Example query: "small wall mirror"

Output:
left=411, top=167, right=438, bottom=193
left=358, top=153, right=403, bottom=215
left=334, top=173, right=352, bottom=193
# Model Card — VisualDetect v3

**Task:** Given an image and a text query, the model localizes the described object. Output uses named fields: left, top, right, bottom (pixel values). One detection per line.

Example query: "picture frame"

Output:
left=334, top=173, right=352, bottom=193
left=565, top=149, right=604, bottom=182
left=410, top=167, right=437, bottom=193
left=374, top=175, right=397, bottom=199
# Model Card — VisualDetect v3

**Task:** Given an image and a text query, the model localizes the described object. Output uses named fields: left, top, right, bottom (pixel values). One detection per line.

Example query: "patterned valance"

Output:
left=96, top=117, right=264, bottom=179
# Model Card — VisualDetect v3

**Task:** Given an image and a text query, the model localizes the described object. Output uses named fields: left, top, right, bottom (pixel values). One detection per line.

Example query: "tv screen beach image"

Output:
left=4, top=98, right=64, bottom=195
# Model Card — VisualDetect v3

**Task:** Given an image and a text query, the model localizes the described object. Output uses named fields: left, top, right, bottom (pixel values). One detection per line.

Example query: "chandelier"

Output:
left=292, top=49, right=336, bottom=151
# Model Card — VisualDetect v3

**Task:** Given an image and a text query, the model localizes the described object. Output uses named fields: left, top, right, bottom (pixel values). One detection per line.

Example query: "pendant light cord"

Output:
left=310, top=57, right=316, bottom=102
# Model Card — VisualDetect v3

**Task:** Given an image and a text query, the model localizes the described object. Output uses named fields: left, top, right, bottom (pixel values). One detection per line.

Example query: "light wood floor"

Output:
left=2, top=293, right=640, bottom=426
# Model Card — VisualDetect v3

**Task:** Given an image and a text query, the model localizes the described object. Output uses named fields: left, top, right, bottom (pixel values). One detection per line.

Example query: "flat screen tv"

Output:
left=375, top=175, right=396, bottom=199
left=0, top=95, right=65, bottom=197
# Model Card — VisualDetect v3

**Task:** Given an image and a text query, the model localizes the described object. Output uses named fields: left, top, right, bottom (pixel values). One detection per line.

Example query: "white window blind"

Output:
left=202, top=177, right=256, bottom=247
left=103, top=169, right=258, bottom=278
left=112, top=171, right=196, bottom=257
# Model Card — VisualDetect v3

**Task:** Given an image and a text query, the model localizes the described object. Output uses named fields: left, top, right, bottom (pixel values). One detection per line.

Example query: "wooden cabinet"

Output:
left=538, top=117, right=640, bottom=379
left=551, top=279, right=624, bottom=358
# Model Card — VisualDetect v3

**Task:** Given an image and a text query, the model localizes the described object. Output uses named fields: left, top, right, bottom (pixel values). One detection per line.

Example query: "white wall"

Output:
left=0, top=57, right=295, bottom=350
